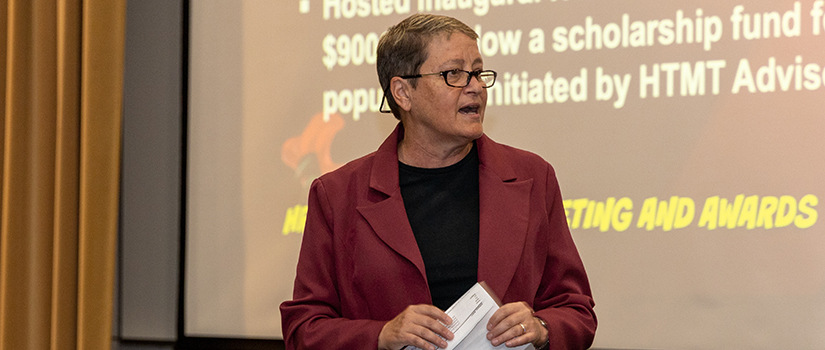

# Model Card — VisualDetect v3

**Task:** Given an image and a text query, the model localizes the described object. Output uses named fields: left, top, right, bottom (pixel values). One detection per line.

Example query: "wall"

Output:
left=116, top=0, right=182, bottom=347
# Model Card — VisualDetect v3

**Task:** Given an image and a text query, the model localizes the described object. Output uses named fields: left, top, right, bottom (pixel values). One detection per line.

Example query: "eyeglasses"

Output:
left=400, top=69, right=497, bottom=88
left=379, top=69, right=497, bottom=113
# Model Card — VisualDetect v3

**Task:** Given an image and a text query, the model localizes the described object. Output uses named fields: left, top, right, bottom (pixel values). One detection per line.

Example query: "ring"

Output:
left=519, top=322, right=526, bottom=335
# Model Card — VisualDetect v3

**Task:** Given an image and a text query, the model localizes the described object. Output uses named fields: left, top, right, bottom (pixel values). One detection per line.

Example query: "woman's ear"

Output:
left=390, top=77, right=412, bottom=112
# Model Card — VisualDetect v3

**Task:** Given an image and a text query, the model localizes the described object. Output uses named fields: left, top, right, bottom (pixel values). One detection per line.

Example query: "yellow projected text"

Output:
left=564, top=194, right=819, bottom=232
left=282, top=204, right=308, bottom=235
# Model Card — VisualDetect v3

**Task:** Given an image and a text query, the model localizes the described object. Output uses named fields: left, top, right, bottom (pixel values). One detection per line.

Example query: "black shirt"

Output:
left=399, top=144, right=480, bottom=311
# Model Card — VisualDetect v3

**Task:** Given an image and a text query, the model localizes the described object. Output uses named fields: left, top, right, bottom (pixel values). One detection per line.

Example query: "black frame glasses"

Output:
left=380, top=69, right=497, bottom=113
left=399, top=69, right=497, bottom=88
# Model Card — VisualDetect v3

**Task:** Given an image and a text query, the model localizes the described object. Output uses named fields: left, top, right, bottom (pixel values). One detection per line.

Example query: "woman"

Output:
left=280, top=13, right=596, bottom=350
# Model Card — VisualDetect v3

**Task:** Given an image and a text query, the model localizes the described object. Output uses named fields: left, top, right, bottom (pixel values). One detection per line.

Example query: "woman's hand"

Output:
left=378, top=304, right=454, bottom=350
left=486, top=302, right=548, bottom=348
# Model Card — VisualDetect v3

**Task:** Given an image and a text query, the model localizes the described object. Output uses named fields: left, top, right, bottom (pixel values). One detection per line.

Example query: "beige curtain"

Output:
left=0, top=0, right=126, bottom=349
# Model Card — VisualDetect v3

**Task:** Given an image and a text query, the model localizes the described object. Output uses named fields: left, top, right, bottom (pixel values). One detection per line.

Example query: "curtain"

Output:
left=0, top=0, right=126, bottom=349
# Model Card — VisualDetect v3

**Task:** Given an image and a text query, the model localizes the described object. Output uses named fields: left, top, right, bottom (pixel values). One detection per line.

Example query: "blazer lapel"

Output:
left=476, top=136, right=533, bottom=299
left=358, top=193, right=427, bottom=281
left=357, top=124, right=428, bottom=283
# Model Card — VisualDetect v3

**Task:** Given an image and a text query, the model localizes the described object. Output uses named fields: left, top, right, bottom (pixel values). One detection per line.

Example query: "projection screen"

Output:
left=187, top=0, right=825, bottom=348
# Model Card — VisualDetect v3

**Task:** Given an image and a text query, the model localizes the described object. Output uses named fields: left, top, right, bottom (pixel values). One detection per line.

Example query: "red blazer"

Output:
left=280, top=124, right=596, bottom=349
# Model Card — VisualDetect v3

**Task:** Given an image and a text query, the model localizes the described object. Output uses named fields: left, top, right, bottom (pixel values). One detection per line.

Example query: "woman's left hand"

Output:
left=486, top=301, right=548, bottom=348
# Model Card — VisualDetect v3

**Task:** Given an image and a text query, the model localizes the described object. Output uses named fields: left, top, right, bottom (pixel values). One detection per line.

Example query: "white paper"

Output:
left=408, top=283, right=533, bottom=350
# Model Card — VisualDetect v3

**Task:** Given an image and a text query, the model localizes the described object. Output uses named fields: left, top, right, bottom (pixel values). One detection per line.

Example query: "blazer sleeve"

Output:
left=279, top=178, right=385, bottom=350
left=532, top=163, right=597, bottom=349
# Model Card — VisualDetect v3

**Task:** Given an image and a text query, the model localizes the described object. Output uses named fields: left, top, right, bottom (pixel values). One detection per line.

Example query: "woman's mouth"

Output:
left=459, top=104, right=480, bottom=115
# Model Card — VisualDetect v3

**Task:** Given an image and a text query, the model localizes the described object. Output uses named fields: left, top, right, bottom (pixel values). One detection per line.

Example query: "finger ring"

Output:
left=519, top=322, right=526, bottom=335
